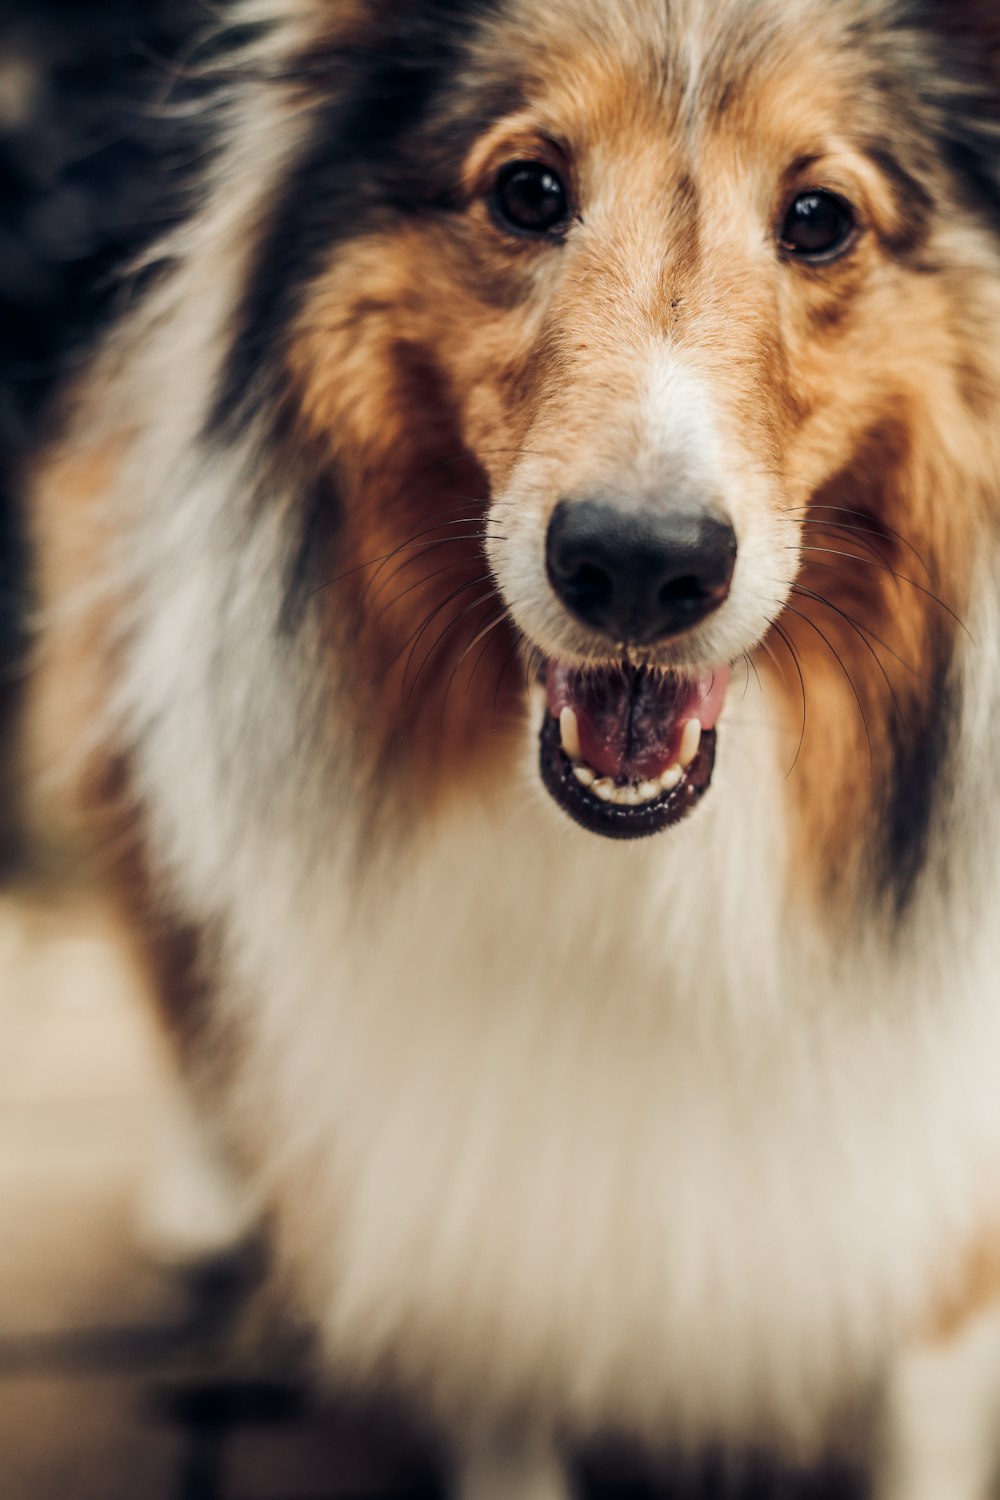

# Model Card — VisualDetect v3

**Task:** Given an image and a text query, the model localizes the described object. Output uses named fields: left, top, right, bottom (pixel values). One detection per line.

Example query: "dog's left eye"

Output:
left=780, top=191, right=856, bottom=261
left=493, top=161, right=570, bottom=237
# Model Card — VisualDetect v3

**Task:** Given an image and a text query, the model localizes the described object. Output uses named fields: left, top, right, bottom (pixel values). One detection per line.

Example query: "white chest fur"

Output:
left=207, top=714, right=1000, bottom=1455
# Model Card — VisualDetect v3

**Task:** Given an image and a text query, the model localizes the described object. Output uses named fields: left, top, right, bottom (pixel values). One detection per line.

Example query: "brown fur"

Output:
left=290, top=237, right=525, bottom=803
left=924, top=1232, right=1000, bottom=1344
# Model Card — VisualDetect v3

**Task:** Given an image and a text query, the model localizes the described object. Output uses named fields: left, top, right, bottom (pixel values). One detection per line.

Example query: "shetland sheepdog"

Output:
left=23, top=2, right=1000, bottom=1496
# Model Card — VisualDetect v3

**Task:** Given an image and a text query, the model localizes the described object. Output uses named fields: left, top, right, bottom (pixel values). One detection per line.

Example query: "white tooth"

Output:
left=660, top=765, right=683, bottom=792
left=559, top=706, right=582, bottom=761
left=593, top=779, right=615, bottom=802
left=638, top=781, right=659, bottom=803
left=679, top=718, right=702, bottom=769
left=573, top=764, right=596, bottom=788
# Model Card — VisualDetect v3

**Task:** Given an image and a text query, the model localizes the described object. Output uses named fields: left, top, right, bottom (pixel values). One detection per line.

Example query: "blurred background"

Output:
left=0, top=0, right=206, bottom=875
left=0, top=5, right=863, bottom=1497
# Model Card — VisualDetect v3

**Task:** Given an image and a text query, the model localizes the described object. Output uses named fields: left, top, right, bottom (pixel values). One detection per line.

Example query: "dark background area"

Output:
left=0, top=0, right=209, bottom=868
left=0, top=0, right=206, bottom=670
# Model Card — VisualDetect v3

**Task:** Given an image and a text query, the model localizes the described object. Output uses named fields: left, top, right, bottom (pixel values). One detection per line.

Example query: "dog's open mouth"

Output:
left=539, top=661, right=730, bottom=840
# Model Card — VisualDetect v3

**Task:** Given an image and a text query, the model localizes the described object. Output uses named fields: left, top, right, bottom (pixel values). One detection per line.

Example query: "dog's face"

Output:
left=225, top=0, right=1000, bottom=877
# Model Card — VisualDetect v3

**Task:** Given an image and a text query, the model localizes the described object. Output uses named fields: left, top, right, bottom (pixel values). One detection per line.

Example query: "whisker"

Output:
left=374, top=531, right=507, bottom=594
left=383, top=573, right=494, bottom=682
left=466, top=612, right=512, bottom=696
left=746, top=651, right=764, bottom=698
left=308, top=509, right=493, bottom=600
left=789, top=568, right=928, bottom=679
left=799, top=520, right=899, bottom=578
left=783, top=604, right=874, bottom=773
left=794, top=540, right=902, bottom=593
left=755, top=636, right=789, bottom=692
left=493, top=635, right=529, bottom=718
left=520, top=642, right=545, bottom=700
left=370, top=554, right=489, bottom=624
left=361, top=515, right=493, bottom=603
left=790, top=504, right=931, bottom=576
left=401, top=578, right=498, bottom=701
left=790, top=584, right=905, bottom=727
left=791, top=537, right=965, bottom=636
left=406, top=588, right=502, bottom=707
left=766, top=623, right=808, bottom=776
left=438, top=607, right=510, bottom=722
left=313, top=532, right=492, bottom=604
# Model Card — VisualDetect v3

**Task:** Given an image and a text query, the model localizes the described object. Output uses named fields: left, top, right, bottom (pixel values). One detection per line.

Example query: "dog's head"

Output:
left=215, top=0, right=1000, bottom=888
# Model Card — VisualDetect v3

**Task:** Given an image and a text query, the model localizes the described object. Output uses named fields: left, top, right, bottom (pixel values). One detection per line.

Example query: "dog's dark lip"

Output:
left=539, top=712, right=718, bottom=841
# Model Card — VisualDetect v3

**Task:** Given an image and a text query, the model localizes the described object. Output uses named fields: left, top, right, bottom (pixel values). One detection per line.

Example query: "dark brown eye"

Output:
left=780, top=191, right=856, bottom=261
left=494, top=161, right=570, bottom=237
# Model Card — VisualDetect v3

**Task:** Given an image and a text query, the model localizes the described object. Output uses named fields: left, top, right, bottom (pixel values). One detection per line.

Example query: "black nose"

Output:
left=546, top=498, right=738, bottom=645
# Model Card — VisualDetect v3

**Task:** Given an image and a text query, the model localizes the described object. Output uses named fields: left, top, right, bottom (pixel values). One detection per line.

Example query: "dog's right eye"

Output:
left=493, top=161, right=570, bottom=238
left=780, top=191, right=856, bottom=262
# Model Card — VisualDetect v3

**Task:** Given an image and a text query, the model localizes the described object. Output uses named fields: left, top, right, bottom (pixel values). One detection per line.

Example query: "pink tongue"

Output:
left=546, top=662, right=729, bottom=781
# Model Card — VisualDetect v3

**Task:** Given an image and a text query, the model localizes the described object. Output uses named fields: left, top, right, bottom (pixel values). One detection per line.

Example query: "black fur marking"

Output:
left=909, top=10, right=1000, bottom=238
left=0, top=477, right=27, bottom=680
left=279, top=467, right=343, bottom=636
left=937, top=130, right=1000, bottom=240
left=878, top=622, right=956, bottom=919
left=209, top=1, right=508, bottom=440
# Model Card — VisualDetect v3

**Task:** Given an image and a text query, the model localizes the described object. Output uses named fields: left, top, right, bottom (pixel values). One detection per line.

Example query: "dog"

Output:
left=22, top=1, right=1000, bottom=1495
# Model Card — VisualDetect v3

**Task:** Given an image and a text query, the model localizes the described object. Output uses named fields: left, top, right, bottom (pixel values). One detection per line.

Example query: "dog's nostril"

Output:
left=659, top=575, right=708, bottom=608
left=546, top=498, right=737, bottom=645
left=563, top=561, right=615, bottom=611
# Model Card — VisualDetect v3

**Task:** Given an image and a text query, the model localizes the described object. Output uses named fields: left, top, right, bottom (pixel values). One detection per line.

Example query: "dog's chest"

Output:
left=234, top=796, right=1000, bottom=1447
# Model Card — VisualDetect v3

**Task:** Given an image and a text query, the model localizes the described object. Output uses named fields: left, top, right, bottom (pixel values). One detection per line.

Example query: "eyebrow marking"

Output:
left=864, top=146, right=934, bottom=260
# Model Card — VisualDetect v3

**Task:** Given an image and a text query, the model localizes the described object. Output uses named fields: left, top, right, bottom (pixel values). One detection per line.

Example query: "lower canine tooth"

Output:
left=573, top=764, right=596, bottom=787
left=679, top=718, right=703, bottom=769
left=593, top=779, right=615, bottom=802
left=559, top=707, right=582, bottom=761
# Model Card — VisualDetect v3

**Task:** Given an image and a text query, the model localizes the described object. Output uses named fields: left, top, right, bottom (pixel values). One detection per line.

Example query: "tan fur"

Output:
left=25, top=431, right=127, bottom=841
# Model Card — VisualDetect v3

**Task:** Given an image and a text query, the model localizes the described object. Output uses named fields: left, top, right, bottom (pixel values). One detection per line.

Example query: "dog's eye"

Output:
left=493, top=161, right=570, bottom=237
left=780, top=191, right=855, bottom=261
